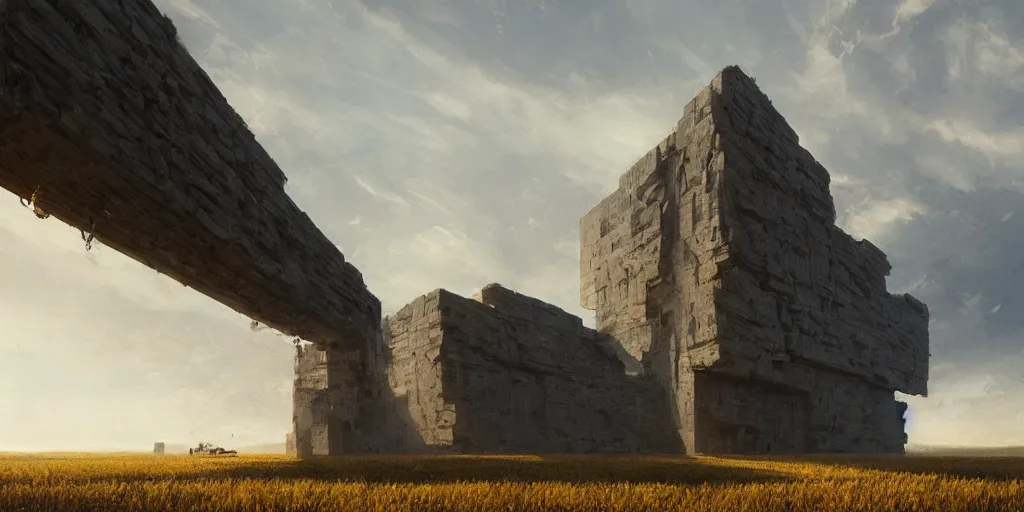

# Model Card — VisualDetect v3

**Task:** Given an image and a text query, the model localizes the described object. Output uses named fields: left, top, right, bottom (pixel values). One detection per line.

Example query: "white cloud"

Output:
left=842, top=197, right=926, bottom=242
left=943, top=18, right=1024, bottom=87
left=422, top=93, right=474, bottom=121
left=353, top=175, right=411, bottom=209
left=165, top=0, right=220, bottom=26
left=896, top=0, right=937, bottom=24
left=927, top=118, right=1024, bottom=159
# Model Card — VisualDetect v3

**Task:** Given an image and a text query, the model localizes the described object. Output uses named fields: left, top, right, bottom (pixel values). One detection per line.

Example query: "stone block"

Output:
left=0, top=0, right=380, bottom=350
left=579, top=66, right=928, bottom=454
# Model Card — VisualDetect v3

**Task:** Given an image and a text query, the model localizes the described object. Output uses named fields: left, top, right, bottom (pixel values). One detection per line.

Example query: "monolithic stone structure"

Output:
left=291, top=284, right=678, bottom=456
left=0, top=1, right=926, bottom=454
left=291, top=331, right=415, bottom=456
left=580, top=66, right=929, bottom=453
left=0, top=0, right=378, bottom=350
left=292, top=345, right=330, bottom=456
left=381, top=284, right=678, bottom=453
left=292, top=66, right=929, bottom=456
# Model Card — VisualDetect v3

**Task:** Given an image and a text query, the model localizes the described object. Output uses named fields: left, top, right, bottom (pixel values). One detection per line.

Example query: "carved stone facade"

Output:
left=292, top=285, right=677, bottom=455
left=579, top=66, right=929, bottom=453
left=291, top=67, right=929, bottom=455
left=386, top=285, right=678, bottom=453
left=292, top=345, right=329, bottom=456
left=291, top=339, right=411, bottom=457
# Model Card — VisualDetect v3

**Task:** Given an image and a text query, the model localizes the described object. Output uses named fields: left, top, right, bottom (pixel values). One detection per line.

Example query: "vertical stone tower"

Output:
left=291, top=336, right=407, bottom=457
left=292, top=344, right=330, bottom=457
left=580, top=66, right=929, bottom=453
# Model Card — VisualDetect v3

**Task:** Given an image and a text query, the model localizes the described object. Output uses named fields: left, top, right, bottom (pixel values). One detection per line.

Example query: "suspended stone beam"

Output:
left=0, top=0, right=380, bottom=348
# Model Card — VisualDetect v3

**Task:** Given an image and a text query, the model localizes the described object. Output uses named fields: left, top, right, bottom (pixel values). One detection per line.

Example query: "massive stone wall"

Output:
left=0, top=0, right=379, bottom=350
left=290, top=67, right=929, bottom=456
left=291, top=334, right=420, bottom=457
left=359, top=284, right=678, bottom=454
left=579, top=86, right=725, bottom=451
left=382, top=290, right=456, bottom=451
left=580, top=66, right=929, bottom=453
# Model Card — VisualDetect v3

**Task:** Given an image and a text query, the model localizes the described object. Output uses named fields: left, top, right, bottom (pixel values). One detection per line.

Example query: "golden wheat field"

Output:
left=1, top=452, right=1023, bottom=512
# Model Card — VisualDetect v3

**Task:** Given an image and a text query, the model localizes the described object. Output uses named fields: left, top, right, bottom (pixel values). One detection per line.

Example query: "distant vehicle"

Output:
left=189, top=442, right=238, bottom=456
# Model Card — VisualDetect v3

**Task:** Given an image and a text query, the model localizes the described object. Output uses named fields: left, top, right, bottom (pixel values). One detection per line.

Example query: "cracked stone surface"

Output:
left=291, top=339, right=407, bottom=457
left=580, top=66, right=929, bottom=453
left=291, top=284, right=682, bottom=455
left=0, top=0, right=380, bottom=349
left=380, top=284, right=679, bottom=453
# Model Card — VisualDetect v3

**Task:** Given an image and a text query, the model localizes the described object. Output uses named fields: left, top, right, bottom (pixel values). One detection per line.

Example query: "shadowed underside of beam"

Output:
left=0, top=0, right=380, bottom=348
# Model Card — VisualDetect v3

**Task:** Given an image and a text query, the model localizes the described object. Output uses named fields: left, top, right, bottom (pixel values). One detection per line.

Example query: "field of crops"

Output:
left=1, top=452, right=1022, bottom=511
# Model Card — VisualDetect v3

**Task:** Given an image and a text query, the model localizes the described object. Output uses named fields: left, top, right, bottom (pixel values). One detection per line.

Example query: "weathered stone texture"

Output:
left=581, top=66, right=929, bottom=453
left=378, top=284, right=678, bottom=453
left=291, top=335, right=418, bottom=456
left=0, top=0, right=379, bottom=349
left=289, top=67, right=928, bottom=455
left=579, top=84, right=729, bottom=451
left=292, top=344, right=330, bottom=457
left=383, top=291, right=455, bottom=450
left=0, top=0, right=929, bottom=457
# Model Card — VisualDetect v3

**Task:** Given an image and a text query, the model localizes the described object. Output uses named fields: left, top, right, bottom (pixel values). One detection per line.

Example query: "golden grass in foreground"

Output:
left=1, top=452, right=1022, bottom=511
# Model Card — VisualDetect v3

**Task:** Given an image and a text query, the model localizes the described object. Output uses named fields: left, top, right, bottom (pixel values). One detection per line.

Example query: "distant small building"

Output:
left=285, top=432, right=296, bottom=456
left=153, top=442, right=165, bottom=455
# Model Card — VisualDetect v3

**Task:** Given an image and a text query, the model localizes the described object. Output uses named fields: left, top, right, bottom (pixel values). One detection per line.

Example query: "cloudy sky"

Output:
left=1, top=0, right=1022, bottom=451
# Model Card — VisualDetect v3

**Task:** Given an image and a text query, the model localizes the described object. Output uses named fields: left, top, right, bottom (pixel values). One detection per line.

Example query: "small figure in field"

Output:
left=190, top=441, right=237, bottom=456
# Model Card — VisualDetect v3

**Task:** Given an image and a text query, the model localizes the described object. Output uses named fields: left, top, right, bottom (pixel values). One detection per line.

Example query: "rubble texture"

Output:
left=0, top=0, right=379, bottom=349
left=580, top=66, right=929, bottom=453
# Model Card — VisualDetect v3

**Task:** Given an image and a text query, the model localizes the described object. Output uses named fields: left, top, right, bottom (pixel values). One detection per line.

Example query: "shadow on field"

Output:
left=724, top=454, right=1024, bottom=481
left=125, top=455, right=790, bottom=485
